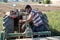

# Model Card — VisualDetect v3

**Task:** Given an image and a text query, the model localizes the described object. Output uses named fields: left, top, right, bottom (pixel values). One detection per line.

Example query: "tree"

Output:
left=3, top=0, right=8, bottom=3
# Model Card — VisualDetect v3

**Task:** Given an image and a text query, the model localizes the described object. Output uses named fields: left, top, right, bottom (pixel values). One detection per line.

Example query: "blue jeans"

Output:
left=32, top=24, right=49, bottom=37
left=32, top=24, right=47, bottom=32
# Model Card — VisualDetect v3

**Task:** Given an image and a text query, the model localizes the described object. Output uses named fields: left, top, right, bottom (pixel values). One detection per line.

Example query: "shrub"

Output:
left=43, top=0, right=50, bottom=4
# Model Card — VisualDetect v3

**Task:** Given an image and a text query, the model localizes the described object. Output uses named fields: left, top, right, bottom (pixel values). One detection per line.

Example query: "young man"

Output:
left=3, top=10, right=18, bottom=33
left=3, top=10, right=20, bottom=40
left=19, top=5, right=44, bottom=32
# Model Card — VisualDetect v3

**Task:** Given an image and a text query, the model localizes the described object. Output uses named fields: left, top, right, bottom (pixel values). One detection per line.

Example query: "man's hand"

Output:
left=19, top=20, right=26, bottom=23
left=19, top=20, right=22, bottom=23
left=38, top=11, right=42, bottom=14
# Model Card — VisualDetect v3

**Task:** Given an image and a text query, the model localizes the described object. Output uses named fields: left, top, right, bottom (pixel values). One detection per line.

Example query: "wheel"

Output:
left=3, top=15, right=14, bottom=33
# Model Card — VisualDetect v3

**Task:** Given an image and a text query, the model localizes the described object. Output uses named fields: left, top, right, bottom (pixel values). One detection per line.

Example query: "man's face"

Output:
left=10, top=11, right=17, bottom=19
left=25, top=8, right=31, bottom=13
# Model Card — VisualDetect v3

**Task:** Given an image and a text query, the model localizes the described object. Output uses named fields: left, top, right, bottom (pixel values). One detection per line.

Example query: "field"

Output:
left=0, top=2, right=60, bottom=13
left=46, top=11, right=60, bottom=36
left=0, top=10, right=60, bottom=36
left=0, top=17, right=3, bottom=31
left=0, top=3, right=60, bottom=36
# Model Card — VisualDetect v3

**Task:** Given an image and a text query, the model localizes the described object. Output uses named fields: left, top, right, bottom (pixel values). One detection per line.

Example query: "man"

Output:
left=3, top=10, right=17, bottom=33
left=3, top=10, right=20, bottom=40
left=19, top=5, right=45, bottom=32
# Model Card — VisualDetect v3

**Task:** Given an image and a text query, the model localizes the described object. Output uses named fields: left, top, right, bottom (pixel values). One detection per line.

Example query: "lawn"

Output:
left=0, top=10, right=60, bottom=36
left=0, top=17, right=3, bottom=39
left=0, top=17, right=3, bottom=31
left=46, top=10, right=60, bottom=36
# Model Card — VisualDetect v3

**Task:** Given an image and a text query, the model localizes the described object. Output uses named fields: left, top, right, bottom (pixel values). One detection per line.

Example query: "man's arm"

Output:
left=19, top=13, right=34, bottom=23
left=26, top=13, right=34, bottom=23
left=21, top=13, right=34, bottom=30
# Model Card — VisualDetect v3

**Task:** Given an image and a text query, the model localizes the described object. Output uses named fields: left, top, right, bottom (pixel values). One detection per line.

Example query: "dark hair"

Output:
left=25, top=5, right=32, bottom=10
left=10, top=10, right=16, bottom=14
left=10, top=10, right=16, bottom=12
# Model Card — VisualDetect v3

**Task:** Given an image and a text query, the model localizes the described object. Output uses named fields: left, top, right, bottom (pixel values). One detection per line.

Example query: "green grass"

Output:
left=0, top=17, right=3, bottom=32
left=46, top=10, right=60, bottom=36
left=0, top=10, right=60, bottom=36
left=0, top=17, right=3, bottom=39
left=46, top=11, right=60, bottom=30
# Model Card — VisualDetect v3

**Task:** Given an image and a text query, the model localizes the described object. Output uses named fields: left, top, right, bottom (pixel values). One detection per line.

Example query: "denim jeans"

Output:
left=32, top=24, right=49, bottom=32
left=32, top=24, right=49, bottom=37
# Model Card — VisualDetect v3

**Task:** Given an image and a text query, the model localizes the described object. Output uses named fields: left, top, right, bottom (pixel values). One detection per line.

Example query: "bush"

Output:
left=43, top=0, right=50, bottom=4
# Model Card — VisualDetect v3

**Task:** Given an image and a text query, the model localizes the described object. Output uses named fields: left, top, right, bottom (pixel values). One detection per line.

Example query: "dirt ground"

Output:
left=0, top=3, right=60, bottom=17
